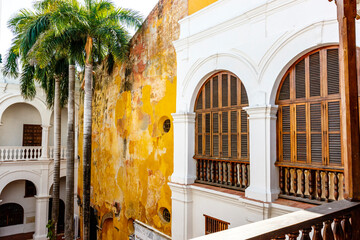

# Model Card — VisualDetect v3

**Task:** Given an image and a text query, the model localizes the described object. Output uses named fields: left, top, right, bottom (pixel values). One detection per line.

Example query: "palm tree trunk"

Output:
left=83, top=63, right=93, bottom=240
left=52, top=77, right=61, bottom=238
left=65, top=64, right=75, bottom=240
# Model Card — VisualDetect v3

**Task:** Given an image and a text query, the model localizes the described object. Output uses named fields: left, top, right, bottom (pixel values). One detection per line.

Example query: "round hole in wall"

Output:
left=163, top=119, right=171, bottom=133
left=159, top=207, right=171, bottom=223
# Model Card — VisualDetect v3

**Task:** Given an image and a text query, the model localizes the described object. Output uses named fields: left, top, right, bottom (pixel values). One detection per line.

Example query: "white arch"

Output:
left=257, top=19, right=360, bottom=105
left=0, top=170, right=41, bottom=195
left=48, top=169, right=67, bottom=193
left=0, top=94, right=52, bottom=126
left=178, top=52, right=258, bottom=113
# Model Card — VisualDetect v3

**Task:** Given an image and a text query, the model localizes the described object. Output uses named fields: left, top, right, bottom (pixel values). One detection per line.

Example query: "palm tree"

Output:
left=3, top=2, right=69, bottom=238
left=73, top=1, right=142, bottom=238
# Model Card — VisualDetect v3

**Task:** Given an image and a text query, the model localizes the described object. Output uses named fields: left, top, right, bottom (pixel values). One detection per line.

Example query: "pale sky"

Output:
left=0, top=0, right=159, bottom=61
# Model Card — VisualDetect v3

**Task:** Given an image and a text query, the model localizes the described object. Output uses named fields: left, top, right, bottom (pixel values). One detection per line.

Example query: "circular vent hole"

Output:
left=163, top=119, right=171, bottom=133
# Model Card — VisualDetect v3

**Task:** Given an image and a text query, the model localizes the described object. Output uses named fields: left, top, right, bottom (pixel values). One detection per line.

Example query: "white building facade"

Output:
left=170, top=0, right=359, bottom=239
left=0, top=77, right=79, bottom=239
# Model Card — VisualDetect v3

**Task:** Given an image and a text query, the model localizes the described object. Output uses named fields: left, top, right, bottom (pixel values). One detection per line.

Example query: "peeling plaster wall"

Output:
left=77, top=0, right=188, bottom=239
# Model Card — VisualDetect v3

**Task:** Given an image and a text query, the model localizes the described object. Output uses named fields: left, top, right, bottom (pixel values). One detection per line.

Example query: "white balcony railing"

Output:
left=0, top=146, right=66, bottom=161
left=49, top=146, right=67, bottom=159
left=0, top=146, right=42, bottom=161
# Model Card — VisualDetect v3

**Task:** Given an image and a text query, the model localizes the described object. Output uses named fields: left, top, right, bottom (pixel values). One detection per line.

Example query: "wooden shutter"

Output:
left=296, top=59, right=306, bottom=99
left=241, top=110, right=248, bottom=158
left=197, top=114, right=203, bottom=155
left=296, top=105, right=307, bottom=162
left=222, top=112, right=228, bottom=157
left=231, top=111, right=237, bottom=158
left=282, top=106, right=291, bottom=161
left=23, top=124, right=42, bottom=146
left=310, top=103, right=322, bottom=163
left=205, top=81, right=211, bottom=109
left=213, top=76, right=218, bottom=108
left=205, top=113, right=211, bottom=156
left=241, top=83, right=248, bottom=105
left=213, top=113, right=219, bottom=156
left=327, top=49, right=339, bottom=95
left=279, top=74, right=290, bottom=101
left=231, top=76, right=237, bottom=106
left=328, top=101, right=341, bottom=165
left=309, top=52, right=321, bottom=97
left=196, top=92, right=203, bottom=110
left=222, top=74, right=228, bottom=107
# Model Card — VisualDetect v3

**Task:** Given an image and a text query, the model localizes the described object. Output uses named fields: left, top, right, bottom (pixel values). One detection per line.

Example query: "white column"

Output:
left=244, top=105, right=279, bottom=202
left=169, top=183, right=193, bottom=240
left=40, top=125, right=51, bottom=159
left=33, top=195, right=50, bottom=240
left=171, top=112, right=196, bottom=184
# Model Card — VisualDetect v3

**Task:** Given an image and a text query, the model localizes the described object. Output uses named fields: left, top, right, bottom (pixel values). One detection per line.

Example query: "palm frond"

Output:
left=19, top=64, right=36, bottom=100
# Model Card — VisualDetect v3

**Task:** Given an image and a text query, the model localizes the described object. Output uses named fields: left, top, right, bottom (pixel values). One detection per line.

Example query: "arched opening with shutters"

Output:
left=0, top=203, right=24, bottom=227
left=275, top=45, right=360, bottom=203
left=194, top=71, right=250, bottom=190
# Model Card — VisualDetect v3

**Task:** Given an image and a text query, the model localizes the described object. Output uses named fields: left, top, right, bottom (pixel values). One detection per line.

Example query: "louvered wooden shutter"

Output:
left=213, top=113, right=219, bottom=156
left=296, top=105, right=307, bottom=161
left=205, top=113, right=211, bottom=156
left=231, top=76, right=237, bottom=106
left=282, top=106, right=291, bottom=161
left=197, top=114, right=203, bottom=155
left=310, top=103, right=322, bottom=163
left=222, top=112, right=228, bottom=157
left=205, top=81, right=211, bottom=109
left=328, top=101, right=341, bottom=165
left=310, top=52, right=321, bottom=97
left=327, top=49, right=339, bottom=95
left=279, top=74, right=290, bottom=100
left=222, top=74, right=228, bottom=107
left=213, top=76, right=218, bottom=108
left=296, top=59, right=306, bottom=99
left=241, top=110, right=248, bottom=158
left=241, top=83, right=248, bottom=104
left=231, top=111, right=237, bottom=158
left=196, top=92, right=203, bottom=110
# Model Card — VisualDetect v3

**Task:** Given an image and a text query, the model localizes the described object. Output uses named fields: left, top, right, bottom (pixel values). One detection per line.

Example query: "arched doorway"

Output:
left=48, top=198, right=65, bottom=233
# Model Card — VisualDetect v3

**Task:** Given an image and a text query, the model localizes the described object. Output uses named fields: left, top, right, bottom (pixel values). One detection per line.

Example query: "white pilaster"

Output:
left=33, top=195, right=50, bottom=240
left=171, top=112, right=196, bottom=184
left=244, top=105, right=280, bottom=202
left=169, top=183, right=193, bottom=240
left=40, top=125, right=51, bottom=159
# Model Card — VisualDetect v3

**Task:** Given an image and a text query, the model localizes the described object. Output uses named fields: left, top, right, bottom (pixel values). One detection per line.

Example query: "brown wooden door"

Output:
left=22, top=124, right=42, bottom=146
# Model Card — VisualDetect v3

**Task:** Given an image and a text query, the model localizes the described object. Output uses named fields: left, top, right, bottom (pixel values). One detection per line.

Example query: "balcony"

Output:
left=192, top=199, right=360, bottom=240
left=0, top=146, right=67, bottom=161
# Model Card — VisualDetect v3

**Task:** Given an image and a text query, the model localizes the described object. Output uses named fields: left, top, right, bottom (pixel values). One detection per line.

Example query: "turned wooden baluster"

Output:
left=309, top=170, right=316, bottom=199
left=300, top=228, right=312, bottom=240
left=333, top=218, right=345, bottom=240
left=215, top=161, right=219, bottom=183
left=199, top=160, right=203, bottom=180
left=219, top=162, right=223, bottom=184
left=288, top=231, right=300, bottom=240
left=325, top=171, right=330, bottom=201
left=313, top=223, right=323, bottom=240
left=323, top=220, right=334, bottom=240
left=293, top=168, right=298, bottom=196
left=233, top=162, right=237, bottom=186
left=279, top=167, right=285, bottom=194
left=223, top=162, right=227, bottom=184
left=196, top=160, right=200, bottom=180
left=317, top=170, right=322, bottom=200
left=286, top=168, right=291, bottom=195
left=229, top=162, right=234, bottom=186
left=334, top=173, right=339, bottom=201
left=301, top=169, right=306, bottom=198
left=228, top=162, right=232, bottom=185
left=341, top=215, right=352, bottom=240
left=238, top=164, right=243, bottom=188
left=244, top=164, right=248, bottom=187
left=204, top=160, right=207, bottom=181
left=209, top=160, right=213, bottom=182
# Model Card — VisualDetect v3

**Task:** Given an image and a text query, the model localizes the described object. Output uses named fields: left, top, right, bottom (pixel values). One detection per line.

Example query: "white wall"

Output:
left=0, top=180, right=36, bottom=237
left=49, top=108, right=68, bottom=147
left=0, top=103, right=42, bottom=146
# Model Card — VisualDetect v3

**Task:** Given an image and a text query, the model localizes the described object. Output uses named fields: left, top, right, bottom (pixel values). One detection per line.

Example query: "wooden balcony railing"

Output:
left=192, top=200, right=360, bottom=240
left=195, top=158, right=250, bottom=191
left=277, top=163, right=344, bottom=203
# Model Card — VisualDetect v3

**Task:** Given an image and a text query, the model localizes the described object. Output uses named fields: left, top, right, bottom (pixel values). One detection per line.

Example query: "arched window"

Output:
left=276, top=46, right=360, bottom=202
left=0, top=203, right=24, bottom=227
left=194, top=71, right=249, bottom=190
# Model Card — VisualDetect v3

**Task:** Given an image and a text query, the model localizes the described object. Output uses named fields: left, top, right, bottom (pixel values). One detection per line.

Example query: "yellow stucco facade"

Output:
left=77, top=0, right=188, bottom=239
left=188, top=0, right=218, bottom=15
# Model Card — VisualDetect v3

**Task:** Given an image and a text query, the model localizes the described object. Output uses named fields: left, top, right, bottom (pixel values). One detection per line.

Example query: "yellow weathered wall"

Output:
left=188, top=0, right=218, bottom=15
left=77, top=0, right=188, bottom=239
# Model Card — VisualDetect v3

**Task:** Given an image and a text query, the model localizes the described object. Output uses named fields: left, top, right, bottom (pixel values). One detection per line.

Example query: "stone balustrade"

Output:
left=0, top=146, right=66, bottom=161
